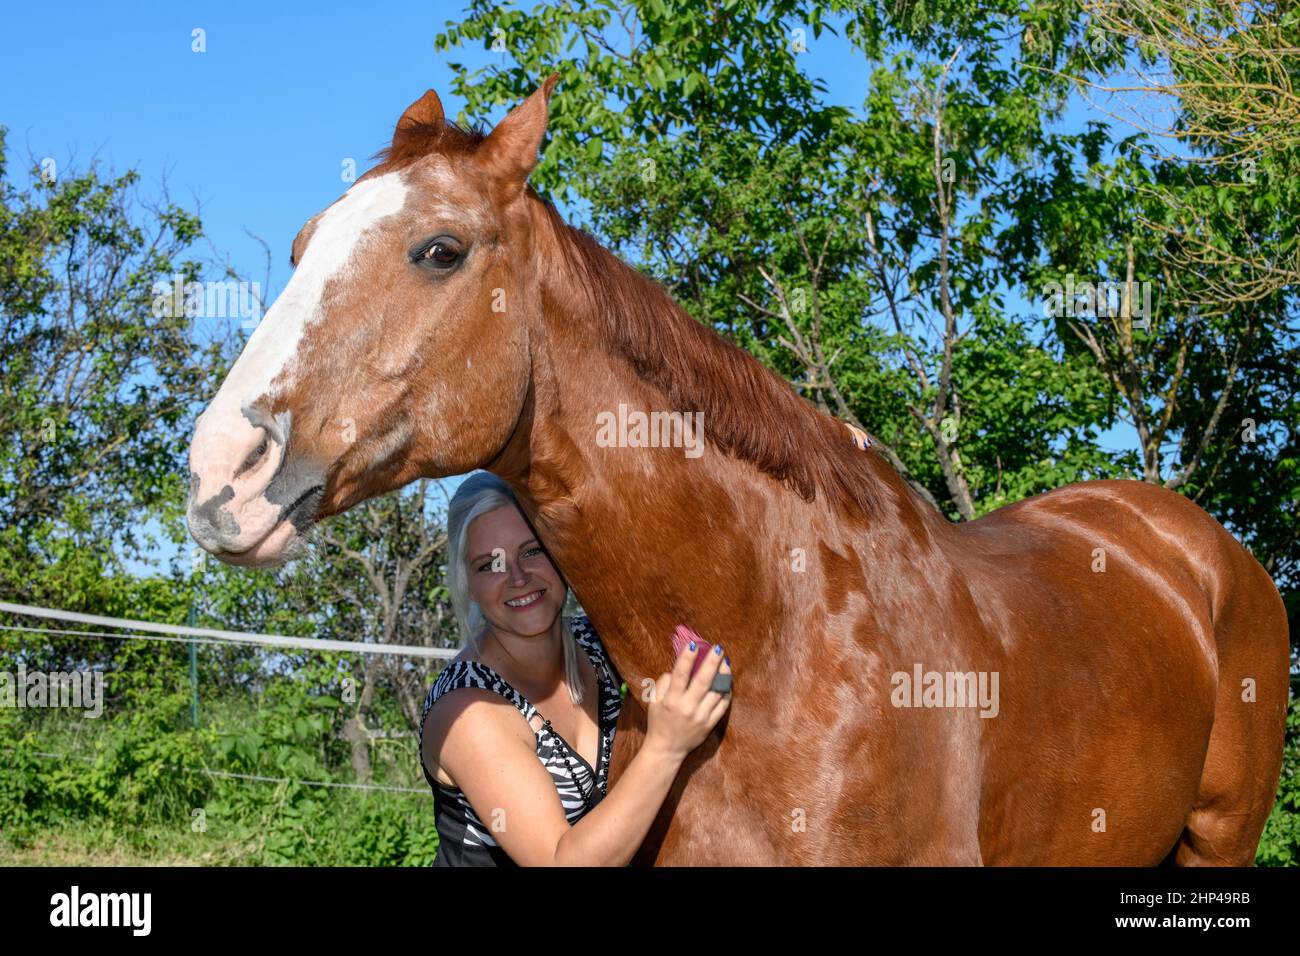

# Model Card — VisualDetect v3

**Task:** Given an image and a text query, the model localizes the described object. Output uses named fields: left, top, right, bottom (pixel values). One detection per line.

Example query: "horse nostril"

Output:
left=236, top=435, right=271, bottom=478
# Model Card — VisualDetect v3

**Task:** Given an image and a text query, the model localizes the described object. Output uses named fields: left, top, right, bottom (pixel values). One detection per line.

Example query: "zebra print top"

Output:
left=419, top=616, right=623, bottom=867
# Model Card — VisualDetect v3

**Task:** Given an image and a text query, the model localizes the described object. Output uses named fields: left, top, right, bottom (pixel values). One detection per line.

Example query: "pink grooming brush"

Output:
left=670, top=624, right=713, bottom=680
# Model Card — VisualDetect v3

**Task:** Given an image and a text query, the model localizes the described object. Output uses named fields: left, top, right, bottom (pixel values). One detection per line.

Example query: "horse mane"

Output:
left=534, top=198, right=890, bottom=519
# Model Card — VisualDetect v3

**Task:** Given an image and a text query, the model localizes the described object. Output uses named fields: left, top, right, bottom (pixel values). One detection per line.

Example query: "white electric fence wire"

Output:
left=0, top=602, right=458, bottom=660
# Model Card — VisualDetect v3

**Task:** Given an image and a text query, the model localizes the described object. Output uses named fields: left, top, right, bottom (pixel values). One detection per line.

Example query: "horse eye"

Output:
left=427, top=242, right=458, bottom=264
left=413, top=237, right=462, bottom=269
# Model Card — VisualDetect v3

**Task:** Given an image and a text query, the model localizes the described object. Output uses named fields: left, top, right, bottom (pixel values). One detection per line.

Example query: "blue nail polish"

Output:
left=714, top=644, right=723, bottom=655
left=725, top=657, right=730, bottom=666
left=689, top=641, right=696, bottom=651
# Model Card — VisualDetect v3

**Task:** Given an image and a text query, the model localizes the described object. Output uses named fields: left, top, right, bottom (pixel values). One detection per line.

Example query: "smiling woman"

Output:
left=419, top=471, right=733, bottom=867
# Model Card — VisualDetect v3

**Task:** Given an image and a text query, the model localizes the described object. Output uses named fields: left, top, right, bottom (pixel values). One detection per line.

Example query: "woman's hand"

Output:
left=644, top=626, right=732, bottom=761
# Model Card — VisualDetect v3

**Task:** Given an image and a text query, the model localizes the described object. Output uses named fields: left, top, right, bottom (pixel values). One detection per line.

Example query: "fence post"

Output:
left=188, top=603, right=199, bottom=728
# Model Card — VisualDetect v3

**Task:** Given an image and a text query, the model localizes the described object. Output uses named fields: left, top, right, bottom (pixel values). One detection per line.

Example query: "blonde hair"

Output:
left=445, top=471, right=586, bottom=704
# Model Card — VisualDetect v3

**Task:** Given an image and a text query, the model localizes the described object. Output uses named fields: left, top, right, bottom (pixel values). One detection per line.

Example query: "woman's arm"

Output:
left=426, top=640, right=730, bottom=866
left=547, top=731, right=684, bottom=866
left=425, top=689, right=579, bottom=865
left=551, top=639, right=730, bottom=866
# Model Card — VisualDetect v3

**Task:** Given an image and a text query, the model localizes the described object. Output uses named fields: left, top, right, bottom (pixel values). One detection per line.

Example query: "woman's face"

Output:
left=466, top=504, right=566, bottom=639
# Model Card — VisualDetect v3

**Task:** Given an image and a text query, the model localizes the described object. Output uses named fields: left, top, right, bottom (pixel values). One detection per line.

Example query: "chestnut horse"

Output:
left=186, top=76, right=1289, bottom=865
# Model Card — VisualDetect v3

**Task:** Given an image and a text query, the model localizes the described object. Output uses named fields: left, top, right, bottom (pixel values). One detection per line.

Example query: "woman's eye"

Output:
left=523, top=547, right=543, bottom=558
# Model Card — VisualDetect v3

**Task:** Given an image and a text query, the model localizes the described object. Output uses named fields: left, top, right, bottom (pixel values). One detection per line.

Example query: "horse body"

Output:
left=484, top=198, right=1287, bottom=864
left=184, top=77, right=1288, bottom=865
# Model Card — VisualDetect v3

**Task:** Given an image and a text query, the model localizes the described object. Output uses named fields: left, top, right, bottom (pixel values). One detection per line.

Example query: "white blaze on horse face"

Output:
left=205, top=172, right=410, bottom=420
left=187, top=171, right=411, bottom=547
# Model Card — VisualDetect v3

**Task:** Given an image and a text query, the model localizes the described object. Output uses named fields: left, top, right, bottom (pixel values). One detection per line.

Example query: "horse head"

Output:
left=186, top=77, right=559, bottom=566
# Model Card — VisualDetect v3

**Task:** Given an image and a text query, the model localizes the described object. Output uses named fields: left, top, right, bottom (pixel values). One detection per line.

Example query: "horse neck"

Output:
left=488, top=202, right=940, bottom=680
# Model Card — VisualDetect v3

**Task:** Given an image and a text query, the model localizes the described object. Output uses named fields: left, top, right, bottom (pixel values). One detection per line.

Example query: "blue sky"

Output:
left=0, top=2, right=511, bottom=316
left=0, top=1, right=893, bottom=301
left=3, top=1, right=1140, bottom=575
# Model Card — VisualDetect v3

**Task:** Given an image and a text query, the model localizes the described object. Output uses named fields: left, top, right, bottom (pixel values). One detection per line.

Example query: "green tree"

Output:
left=435, top=0, right=1125, bottom=518
left=433, top=0, right=1296, bottom=580
left=0, top=128, right=228, bottom=606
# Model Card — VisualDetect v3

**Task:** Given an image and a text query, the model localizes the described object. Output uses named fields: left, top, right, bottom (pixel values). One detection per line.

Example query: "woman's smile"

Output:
left=505, top=588, right=546, bottom=609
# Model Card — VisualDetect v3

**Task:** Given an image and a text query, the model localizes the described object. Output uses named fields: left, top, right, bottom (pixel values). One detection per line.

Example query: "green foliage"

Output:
left=1257, top=696, right=1300, bottom=866
left=0, top=125, right=228, bottom=606
left=432, top=0, right=1296, bottom=586
left=433, top=1, right=1139, bottom=522
left=0, top=630, right=440, bottom=866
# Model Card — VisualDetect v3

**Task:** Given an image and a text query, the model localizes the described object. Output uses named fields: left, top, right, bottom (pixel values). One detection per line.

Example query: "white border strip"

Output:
left=0, top=602, right=457, bottom=661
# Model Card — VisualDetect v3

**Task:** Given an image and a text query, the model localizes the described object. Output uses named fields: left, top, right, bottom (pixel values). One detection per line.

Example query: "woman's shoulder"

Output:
left=420, top=658, right=542, bottom=790
left=427, top=653, right=484, bottom=698
left=422, top=655, right=531, bottom=726
left=420, top=658, right=537, bottom=765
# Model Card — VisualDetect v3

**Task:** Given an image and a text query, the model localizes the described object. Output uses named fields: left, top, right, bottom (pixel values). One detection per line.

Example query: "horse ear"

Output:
left=476, top=73, right=559, bottom=185
left=396, top=90, right=445, bottom=134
